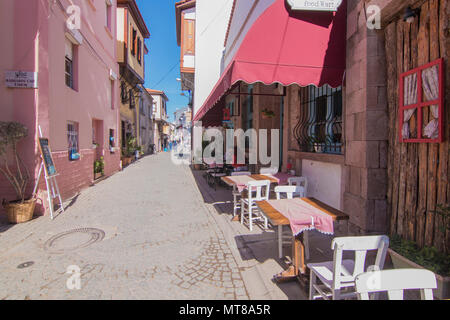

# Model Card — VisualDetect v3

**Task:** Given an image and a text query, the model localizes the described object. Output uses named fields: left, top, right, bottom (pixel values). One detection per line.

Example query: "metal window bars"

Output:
left=293, top=85, right=343, bottom=154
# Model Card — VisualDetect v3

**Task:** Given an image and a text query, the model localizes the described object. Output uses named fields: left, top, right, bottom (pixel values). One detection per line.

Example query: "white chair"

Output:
left=288, top=177, right=307, bottom=197
left=230, top=171, right=252, bottom=217
left=355, top=269, right=437, bottom=300
left=308, top=235, right=390, bottom=300
left=241, top=180, right=271, bottom=231
left=260, top=166, right=279, bottom=175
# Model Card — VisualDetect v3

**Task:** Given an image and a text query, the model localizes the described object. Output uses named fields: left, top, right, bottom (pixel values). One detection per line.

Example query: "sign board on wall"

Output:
left=5, top=71, right=38, bottom=88
left=287, top=0, right=343, bottom=11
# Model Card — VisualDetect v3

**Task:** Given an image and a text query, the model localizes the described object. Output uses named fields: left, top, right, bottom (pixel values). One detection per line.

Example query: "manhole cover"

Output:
left=44, top=228, right=105, bottom=254
left=17, top=261, right=34, bottom=269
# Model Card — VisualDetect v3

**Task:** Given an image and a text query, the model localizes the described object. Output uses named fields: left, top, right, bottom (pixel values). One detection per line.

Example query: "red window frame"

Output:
left=399, top=58, right=444, bottom=143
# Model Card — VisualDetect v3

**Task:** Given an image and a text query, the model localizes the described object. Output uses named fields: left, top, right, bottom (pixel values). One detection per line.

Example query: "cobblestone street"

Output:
left=0, top=153, right=252, bottom=300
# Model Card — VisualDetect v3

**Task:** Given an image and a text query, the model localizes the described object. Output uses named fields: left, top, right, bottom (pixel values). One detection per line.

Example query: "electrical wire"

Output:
left=149, top=61, right=179, bottom=88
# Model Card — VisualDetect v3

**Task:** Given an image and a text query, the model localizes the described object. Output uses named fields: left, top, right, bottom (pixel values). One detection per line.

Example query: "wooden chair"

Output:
left=241, top=180, right=271, bottom=231
left=355, top=269, right=437, bottom=300
left=288, top=177, right=308, bottom=198
left=308, top=235, right=390, bottom=300
left=230, top=171, right=252, bottom=217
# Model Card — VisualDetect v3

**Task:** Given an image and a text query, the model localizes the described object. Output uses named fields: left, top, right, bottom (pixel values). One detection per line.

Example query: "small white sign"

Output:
left=287, top=0, right=343, bottom=11
left=5, top=71, right=38, bottom=88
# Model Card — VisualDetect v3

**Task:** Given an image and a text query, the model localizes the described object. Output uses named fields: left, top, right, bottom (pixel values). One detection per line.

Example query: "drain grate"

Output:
left=44, top=228, right=105, bottom=254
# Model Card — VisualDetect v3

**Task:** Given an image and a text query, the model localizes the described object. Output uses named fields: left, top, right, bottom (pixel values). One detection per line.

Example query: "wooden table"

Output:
left=221, top=174, right=280, bottom=187
left=256, top=198, right=349, bottom=284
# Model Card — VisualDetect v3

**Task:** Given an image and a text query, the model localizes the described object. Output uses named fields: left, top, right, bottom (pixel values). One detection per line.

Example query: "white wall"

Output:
left=302, top=160, right=343, bottom=210
left=151, top=94, right=161, bottom=120
left=223, top=0, right=275, bottom=68
left=194, top=0, right=234, bottom=115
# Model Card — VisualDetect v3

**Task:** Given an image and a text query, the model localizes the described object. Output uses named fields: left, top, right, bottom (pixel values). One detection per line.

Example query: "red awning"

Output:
left=194, top=0, right=347, bottom=123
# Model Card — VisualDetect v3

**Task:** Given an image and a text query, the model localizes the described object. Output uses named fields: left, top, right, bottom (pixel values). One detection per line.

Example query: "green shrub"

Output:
left=390, top=234, right=450, bottom=277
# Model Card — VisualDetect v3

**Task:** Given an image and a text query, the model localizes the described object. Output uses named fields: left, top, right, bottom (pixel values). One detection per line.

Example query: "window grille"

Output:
left=293, top=85, right=343, bottom=154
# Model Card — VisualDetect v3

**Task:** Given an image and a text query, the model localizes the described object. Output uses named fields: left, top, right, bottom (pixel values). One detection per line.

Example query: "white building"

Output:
left=139, top=87, right=155, bottom=154
left=147, top=89, right=169, bottom=152
left=193, top=0, right=233, bottom=116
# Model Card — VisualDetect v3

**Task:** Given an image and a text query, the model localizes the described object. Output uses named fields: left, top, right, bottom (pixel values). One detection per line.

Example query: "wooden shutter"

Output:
left=183, top=19, right=195, bottom=55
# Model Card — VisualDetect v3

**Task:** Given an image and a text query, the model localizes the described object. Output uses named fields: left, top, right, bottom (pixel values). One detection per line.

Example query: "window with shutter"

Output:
left=184, top=20, right=195, bottom=55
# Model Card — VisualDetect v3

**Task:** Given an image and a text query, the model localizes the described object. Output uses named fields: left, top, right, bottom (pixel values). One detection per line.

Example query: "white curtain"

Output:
left=422, top=65, right=439, bottom=139
left=402, top=73, right=417, bottom=139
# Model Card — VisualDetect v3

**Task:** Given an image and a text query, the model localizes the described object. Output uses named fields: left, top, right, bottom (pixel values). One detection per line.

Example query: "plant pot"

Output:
left=388, top=248, right=450, bottom=300
left=261, top=114, right=274, bottom=120
left=122, top=156, right=132, bottom=167
left=3, top=198, right=36, bottom=224
left=94, top=172, right=104, bottom=180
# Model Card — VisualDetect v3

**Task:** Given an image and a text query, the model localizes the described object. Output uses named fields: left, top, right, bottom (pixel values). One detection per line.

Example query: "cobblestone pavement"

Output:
left=0, top=153, right=249, bottom=300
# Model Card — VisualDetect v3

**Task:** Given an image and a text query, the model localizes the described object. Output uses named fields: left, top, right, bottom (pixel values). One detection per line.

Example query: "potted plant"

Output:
left=121, top=136, right=137, bottom=167
left=388, top=205, right=450, bottom=299
left=0, top=122, right=36, bottom=224
left=261, top=109, right=275, bottom=119
left=93, top=157, right=105, bottom=180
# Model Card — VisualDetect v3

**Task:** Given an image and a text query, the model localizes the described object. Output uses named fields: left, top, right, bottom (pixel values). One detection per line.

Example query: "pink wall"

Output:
left=0, top=0, right=121, bottom=216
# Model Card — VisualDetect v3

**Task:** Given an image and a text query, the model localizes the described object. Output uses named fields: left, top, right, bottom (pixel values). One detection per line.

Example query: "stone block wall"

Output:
left=343, top=0, right=389, bottom=234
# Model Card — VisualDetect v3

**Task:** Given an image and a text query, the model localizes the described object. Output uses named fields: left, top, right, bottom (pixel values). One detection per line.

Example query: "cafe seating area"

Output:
left=192, top=164, right=438, bottom=300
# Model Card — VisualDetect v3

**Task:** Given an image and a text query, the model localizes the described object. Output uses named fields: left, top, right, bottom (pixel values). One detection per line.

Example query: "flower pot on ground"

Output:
left=388, top=234, right=450, bottom=300
left=3, top=199, right=36, bottom=224
left=0, top=122, right=35, bottom=224
left=93, top=157, right=105, bottom=180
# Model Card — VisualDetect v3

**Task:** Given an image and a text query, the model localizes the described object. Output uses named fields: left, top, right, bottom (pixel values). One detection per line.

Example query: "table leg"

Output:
left=272, top=233, right=307, bottom=283
left=292, top=233, right=306, bottom=275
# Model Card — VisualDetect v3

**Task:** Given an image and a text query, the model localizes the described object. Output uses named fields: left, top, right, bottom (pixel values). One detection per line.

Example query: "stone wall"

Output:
left=343, top=0, right=389, bottom=234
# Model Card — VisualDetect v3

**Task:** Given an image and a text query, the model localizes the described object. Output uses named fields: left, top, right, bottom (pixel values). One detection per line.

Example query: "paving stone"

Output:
left=0, top=154, right=250, bottom=300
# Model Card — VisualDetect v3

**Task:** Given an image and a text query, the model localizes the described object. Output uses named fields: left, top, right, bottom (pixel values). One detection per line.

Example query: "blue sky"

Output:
left=136, top=0, right=189, bottom=122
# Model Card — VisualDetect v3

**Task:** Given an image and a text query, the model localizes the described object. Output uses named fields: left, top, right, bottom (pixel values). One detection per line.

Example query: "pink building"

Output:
left=0, top=0, right=121, bottom=216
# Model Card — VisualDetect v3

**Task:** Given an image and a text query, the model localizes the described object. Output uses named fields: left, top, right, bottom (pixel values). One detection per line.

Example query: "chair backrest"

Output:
left=260, top=167, right=279, bottom=175
left=288, top=177, right=308, bottom=197
left=331, top=235, right=390, bottom=290
left=275, top=186, right=302, bottom=200
left=231, top=171, right=251, bottom=176
left=355, top=269, right=437, bottom=300
left=247, top=180, right=271, bottom=202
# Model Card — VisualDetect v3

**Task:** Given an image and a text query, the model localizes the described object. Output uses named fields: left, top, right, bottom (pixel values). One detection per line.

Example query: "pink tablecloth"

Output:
left=272, top=173, right=295, bottom=185
left=227, top=175, right=256, bottom=192
left=267, top=198, right=334, bottom=236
